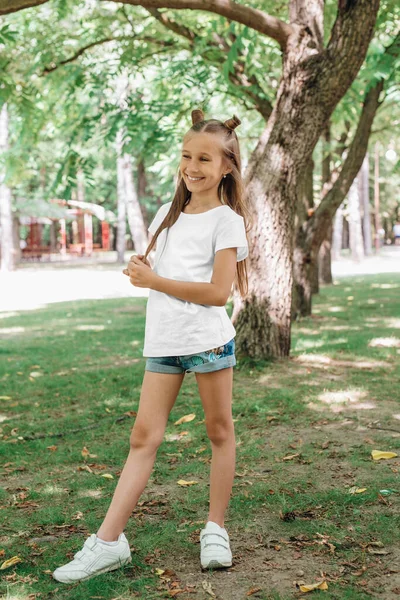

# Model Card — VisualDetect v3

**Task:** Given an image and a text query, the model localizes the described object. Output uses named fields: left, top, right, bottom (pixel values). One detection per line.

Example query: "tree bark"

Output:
left=348, top=176, right=364, bottom=262
left=332, top=204, right=344, bottom=260
left=292, top=157, right=314, bottom=320
left=0, top=103, right=16, bottom=272
left=373, top=141, right=381, bottom=252
left=318, top=122, right=333, bottom=285
left=318, top=221, right=333, bottom=284
left=116, top=129, right=127, bottom=263
left=122, top=153, right=149, bottom=255
left=359, top=153, right=372, bottom=255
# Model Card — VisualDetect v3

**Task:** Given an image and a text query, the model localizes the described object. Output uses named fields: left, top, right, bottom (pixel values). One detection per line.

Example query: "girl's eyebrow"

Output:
left=182, top=149, right=212, bottom=157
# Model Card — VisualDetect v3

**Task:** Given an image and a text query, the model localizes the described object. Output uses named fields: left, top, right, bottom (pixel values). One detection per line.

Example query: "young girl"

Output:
left=53, top=108, right=252, bottom=583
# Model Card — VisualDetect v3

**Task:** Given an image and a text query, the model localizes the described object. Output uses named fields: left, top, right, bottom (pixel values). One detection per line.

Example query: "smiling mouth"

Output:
left=186, top=175, right=205, bottom=182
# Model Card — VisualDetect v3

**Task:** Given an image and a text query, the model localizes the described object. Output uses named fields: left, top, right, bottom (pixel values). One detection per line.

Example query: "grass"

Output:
left=0, top=272, right=399, bottom=599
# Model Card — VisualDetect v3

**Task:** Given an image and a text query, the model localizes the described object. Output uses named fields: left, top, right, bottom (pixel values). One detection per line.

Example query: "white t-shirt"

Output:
left=143, top=201, right=248, bottom=357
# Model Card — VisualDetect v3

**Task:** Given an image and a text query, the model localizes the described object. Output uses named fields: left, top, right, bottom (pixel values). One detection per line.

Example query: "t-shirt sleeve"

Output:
left=214, top=216, right=248, bottom=262
left=148, top=202, right=171, bottom=236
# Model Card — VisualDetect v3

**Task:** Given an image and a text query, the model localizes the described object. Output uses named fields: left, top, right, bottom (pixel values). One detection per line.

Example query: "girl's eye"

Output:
left=183, top=156, right=209, bottom=161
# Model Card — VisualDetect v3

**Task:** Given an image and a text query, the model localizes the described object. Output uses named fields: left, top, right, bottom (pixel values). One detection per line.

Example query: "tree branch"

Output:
left=101, top=0, right=293, bottom=50
left=0, top=0, right=48, bottom=15
left=41, top=35, right=175, bottom=74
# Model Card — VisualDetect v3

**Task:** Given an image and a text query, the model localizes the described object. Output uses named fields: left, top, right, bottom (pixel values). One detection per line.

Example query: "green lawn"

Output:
left=0, top=272, right=399, bottom=600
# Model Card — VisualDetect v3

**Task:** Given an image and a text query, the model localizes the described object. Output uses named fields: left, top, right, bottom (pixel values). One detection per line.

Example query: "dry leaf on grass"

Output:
left=202, top=580, right=216, bottom=597
left=297, top=579, right=328, bottom=592
left=371, top=450, right=398, bottom=460
left=246, top=587, right=262, bottom=596
left=177, top=479, right=198, bottom=486
left=174, top=413, right=196, bottom=425
left=348, top=487, right=367, bottom=494
left=1, top=556, right=23, bottom=570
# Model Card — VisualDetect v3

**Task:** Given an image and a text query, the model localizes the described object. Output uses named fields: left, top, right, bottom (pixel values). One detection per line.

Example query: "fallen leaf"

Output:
left=174, top=413, right=196, bottom=425
left=101, top=474, right=114, bottom=479
left=177, top=479, right=198, bottom=486
left=0, top=556, right=23, bottom=570
left=0, top=396, right=12, bottom=400
left=298, top=580, right=328, bottom=592
left=246, top=587, right=262, bottom=596
left=202, top=580, right=216, bottom=597
left=348, top=487, right=367, bottom=494
left=282, top=453, right=300, bottom=461
left=372, top=450, right=398, bottom=461
left=47, top=445, right=57, bottom=452
left=77, top=465, right=93, bottom=473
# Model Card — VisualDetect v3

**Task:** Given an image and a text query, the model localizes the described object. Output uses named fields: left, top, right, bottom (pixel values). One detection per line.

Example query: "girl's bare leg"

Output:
left=195, top=367, right=235, bottom=529
left=96, top=370, right=185, bottom=541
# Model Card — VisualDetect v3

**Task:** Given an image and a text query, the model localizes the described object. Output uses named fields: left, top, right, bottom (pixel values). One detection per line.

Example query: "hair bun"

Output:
left=224, top=114, right=241, bottom=131
left=191, top=109, right=205, bottom=125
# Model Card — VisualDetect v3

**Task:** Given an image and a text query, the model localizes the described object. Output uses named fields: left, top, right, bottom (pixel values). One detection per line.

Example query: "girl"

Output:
left=53, top=108, right=252, bottom=583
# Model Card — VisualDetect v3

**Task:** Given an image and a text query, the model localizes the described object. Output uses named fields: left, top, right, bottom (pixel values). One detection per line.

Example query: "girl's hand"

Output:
left=122, top=255, right=156, bottom=289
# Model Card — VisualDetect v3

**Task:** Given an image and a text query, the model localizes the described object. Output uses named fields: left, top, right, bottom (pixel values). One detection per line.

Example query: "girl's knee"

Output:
left=129, top=423, right=163, bottom=451
left=206, top=420, right=234, bottom=445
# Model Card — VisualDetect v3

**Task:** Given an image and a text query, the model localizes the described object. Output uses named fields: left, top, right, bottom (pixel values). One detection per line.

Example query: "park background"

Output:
left=0, top=0, right=399, bottom=599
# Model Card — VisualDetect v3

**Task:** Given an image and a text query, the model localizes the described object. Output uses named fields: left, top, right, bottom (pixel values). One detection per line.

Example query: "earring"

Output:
left=223, top=175, right=226, bottom=178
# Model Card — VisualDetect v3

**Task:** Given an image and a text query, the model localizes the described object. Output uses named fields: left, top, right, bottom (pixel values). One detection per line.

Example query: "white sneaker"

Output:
left=200, top=521, right=232, bottom=569
left=52, top=533, right=132, bottom=583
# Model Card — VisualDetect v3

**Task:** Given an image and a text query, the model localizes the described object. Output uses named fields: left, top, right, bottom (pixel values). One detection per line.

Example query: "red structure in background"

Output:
left=21, top=200, right=115, bottom=261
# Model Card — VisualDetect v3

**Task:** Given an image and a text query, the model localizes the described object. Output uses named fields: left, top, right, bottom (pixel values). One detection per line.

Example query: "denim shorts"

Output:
left=145, top=338, right=236, bottom=374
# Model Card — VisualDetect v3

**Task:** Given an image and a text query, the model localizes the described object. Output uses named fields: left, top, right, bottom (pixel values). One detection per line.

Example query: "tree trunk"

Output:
left=359, top=153, right=372, bottom=255
left=122, top=153, right=149, bottom=255
left=348, top=176, right=364, bottom=261
left=318, top=221, right=333, bottom=284
left=13, top=213, right=21, bottom=263
left=374, top=141, right=381, bottom=253
left=116, top=129, right=127, bottom=263
left=291, top=157, right=314, bottom=320
left=0, top=103, right=16, bottom=272
left=318, top=123, right=333, bottom=285
left=332, top=203, right=344, bottom=260
left=232, top=0, right=380, bottom=356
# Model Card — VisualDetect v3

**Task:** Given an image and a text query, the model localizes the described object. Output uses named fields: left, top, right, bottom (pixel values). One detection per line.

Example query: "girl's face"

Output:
left=180, top=132, right=231, bottom=194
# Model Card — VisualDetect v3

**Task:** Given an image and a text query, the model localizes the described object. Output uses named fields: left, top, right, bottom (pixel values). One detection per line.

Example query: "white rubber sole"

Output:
left=201, top=554, right=232, bottom=569
left=53, top=555, right=132, bottom=583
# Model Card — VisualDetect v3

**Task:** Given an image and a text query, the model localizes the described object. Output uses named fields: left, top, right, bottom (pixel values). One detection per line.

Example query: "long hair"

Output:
left=143, top=108, right=253, bottom=298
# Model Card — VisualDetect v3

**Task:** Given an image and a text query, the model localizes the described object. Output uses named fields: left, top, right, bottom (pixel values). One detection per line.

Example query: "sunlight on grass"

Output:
left=294, top=338, right=325, bottom=350
left=368, top=336, right=400, bottom=347
left=327, top=306, right=345, bottom=312
left=75, top=324, right=106, bottom=331
left=294, top=337, right=349, bottom=351
left=41, top=484, right=68, bottom=495
left=76, top=489, right=103, bottom=498
left=384, top=317, right=400, bottom=328
left=320, top=325, right=361, bottom=331
left=317, top=389, right=374, bottom=412
left=0, top=326, right=25, bottom=334
left=0, top=311, right=20, bottom=319
left=294, top=353, right=390, bottom=369
left=370, top=283, right=400, bottom=289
